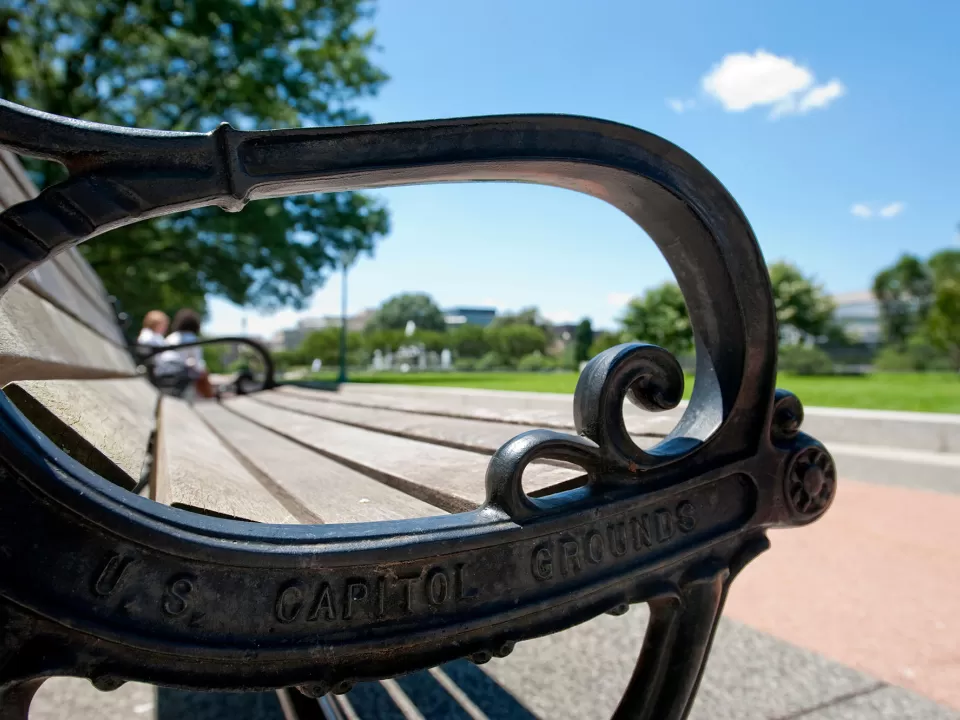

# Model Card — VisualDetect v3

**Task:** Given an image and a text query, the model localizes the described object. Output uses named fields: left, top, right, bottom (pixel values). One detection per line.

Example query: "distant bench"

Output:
left=0, top=101, right=836, bottom=719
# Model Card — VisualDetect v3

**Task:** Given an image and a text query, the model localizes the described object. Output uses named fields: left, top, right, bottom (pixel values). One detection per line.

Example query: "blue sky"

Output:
left=206, top=0, right=960, bottom=336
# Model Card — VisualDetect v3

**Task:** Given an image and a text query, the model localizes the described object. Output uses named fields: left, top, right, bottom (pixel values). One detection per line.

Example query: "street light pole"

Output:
left=337, top=260, right=348, bottom=384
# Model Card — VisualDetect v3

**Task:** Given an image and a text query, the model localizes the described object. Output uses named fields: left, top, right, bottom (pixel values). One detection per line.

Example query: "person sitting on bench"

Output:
left=156, top=309, right=214, bottom=399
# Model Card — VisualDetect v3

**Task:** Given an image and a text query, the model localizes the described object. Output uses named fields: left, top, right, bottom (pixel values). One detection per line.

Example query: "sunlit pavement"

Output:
left=725, top=477, right=960, bottom=711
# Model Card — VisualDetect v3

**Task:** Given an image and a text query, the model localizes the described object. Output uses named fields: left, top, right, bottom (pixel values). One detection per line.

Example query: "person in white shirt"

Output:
left=163, top=308, right=206, bottom=374
left=137, top=310, right=169, bottom=348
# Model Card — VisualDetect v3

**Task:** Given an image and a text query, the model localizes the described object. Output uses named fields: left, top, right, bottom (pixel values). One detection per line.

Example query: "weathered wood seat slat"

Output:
left=194, top=403, right=441, bottom=523
left=223, top=395, right=584, bottom=513
left=153, top=397, right=297, bottom=523
left=0, top=150, right=127, bottom=346
left=259, top=386, right=661, bottom=455
left=279, top=383, right=680, bottom=437
left=0, top=284, right=136, bottom=385
left=257, top=388, right=554, bottom=455
left=6, top=378, right=158, bottom=489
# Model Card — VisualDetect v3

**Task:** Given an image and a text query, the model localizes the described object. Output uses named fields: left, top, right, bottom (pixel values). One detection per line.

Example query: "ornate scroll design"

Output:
left=0, top=99, right=836, bottom=720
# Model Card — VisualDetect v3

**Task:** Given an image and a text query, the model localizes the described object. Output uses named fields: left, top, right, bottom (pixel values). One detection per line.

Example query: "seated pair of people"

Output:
left=138, top=309, right=212, bottom=398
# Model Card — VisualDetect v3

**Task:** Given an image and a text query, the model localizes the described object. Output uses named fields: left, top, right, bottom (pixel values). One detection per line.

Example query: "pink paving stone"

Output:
left=724, top=477, right=960, bottom=710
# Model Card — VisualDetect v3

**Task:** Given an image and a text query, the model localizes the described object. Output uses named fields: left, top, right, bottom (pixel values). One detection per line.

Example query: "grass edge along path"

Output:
left=297, top=371, right=960, bottom=414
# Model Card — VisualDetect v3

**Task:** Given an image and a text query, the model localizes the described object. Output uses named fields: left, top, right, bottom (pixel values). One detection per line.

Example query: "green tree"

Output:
left=362, top=328, right=406, bottom=354
left=367, top=293, right=447, bottom=333
left=924, top=249, right=960, bottom=369
left=0, top=0, right=390, bottom=327
left=620, top=282, right=693, bottom=357
left=573, top=318, right=593, bottom=365
left=768, top=261, right=835, bottom=342
left=588, top=331, right=624, bottom=359
left=413, top=330, right=447, bottom=353
left=449, top=324, right=490, bottom=358
left=489, top=307, right=550, bottom=331
left=202, top=344, right=229, bottom=374
left=300, top=327, right=364, bottom=367
left=872, top=254, right=934, bottom=348
left=486, top=325, right=547, bottom=363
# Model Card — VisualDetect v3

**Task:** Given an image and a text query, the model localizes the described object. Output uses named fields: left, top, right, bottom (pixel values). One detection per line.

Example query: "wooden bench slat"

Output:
left=195, top=403, right=441, bottom=523
left=279, top=384, right=679, bottom=436
left=1, top=151, right=122, bottom=336
left=6, top=378, right=158, bottom=489
left=20, top=264, right=127, bottom=346
left=0, top=284, right=137, bottom=386
left=153, top=397, right=297, bottom=523
left=225, top=396, right=583, bottom=513
left=257, top=389, right=545, bottom=454
left=259, top=389, right=659, bottom=454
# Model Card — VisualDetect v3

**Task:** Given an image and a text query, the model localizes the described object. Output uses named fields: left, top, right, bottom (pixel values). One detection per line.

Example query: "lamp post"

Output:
left=337, top=250, right=357, bottom=384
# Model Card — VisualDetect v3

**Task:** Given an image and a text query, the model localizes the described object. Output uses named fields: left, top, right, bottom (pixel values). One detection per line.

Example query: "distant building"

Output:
left=831, top=290, right=881, bottom=345
left=269, top=309, right=375, bottom=351
left=443, top=306, right=496, bottom=328
left=548, top=323, right=579, bottom=355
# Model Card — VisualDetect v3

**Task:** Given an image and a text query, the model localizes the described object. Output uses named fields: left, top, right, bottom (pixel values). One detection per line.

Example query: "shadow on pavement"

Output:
left=154, top=661, right=535, bottom=719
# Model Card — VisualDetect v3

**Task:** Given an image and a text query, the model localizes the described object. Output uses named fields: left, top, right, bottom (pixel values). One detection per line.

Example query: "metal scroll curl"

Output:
left=486, top=342, right=690, bottom=519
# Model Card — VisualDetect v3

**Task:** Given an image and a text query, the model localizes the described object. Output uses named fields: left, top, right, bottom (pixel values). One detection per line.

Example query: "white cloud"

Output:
left=606, top=292, right=632, bottom=308
left=850, top=202, right=905, bottom=220
left=701, top=50, right=845, bottom=118
left=879, top=201, right=905, bottom=218
left=798, top=79, right=846, bottom=112
left=666, top=97, right=697, bottom=114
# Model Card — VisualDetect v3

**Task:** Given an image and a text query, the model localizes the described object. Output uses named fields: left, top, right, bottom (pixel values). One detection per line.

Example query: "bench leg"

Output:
left=277, top=687, right=340, bottom=720
left=613, top=558, right=740, bottom=720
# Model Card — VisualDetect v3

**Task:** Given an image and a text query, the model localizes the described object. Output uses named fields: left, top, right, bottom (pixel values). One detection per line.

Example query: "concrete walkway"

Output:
left=31, top=615, right=959, bottom=719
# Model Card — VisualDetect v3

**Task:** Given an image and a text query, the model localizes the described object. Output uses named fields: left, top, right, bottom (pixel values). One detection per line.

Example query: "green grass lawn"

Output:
left=298, top=370, right=960, bottom=413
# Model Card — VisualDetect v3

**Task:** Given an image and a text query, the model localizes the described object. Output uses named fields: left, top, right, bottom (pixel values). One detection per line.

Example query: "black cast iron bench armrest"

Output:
left=0, top=98, right=836, bottom=720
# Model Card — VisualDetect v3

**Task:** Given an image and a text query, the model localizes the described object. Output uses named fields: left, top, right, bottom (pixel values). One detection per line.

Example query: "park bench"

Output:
left=0, top=100, right=836, bottom=720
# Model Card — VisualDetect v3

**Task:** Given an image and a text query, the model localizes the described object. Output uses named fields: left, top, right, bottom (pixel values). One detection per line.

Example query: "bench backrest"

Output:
left=0, top=152, right=159, bottom=491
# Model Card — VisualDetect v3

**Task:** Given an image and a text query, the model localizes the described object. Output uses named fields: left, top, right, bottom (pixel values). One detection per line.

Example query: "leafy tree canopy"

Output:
left=485, top=324, right=547, bottom=361
left=0, top=0, right=390, bottom=328
left=573, top=318, right=593, bottom=364
left=620, top=282, right=693, bottom=357
left=366, top=292, right=447, bottom=333
left=872, top=254, right=934, bottom=347
left=489, top=307, right=550, bottom=331
left=449, top=324, right=490, bottom=359
left=768, top=261, right=835, bottom=341
left=923, top=249, right=960, bottom=369
left=588, top=330, right=624, bottom=359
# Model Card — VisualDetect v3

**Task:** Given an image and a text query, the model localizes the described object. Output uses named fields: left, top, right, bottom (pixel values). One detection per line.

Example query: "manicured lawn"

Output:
left=300, top=370, right=960, bottom=414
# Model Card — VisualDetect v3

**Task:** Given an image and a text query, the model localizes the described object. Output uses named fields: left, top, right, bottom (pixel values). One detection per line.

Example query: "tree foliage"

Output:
left=573, top=318, right=593, bottom=364
left=489, top=307, right=550, bottom=331
left=924, top=249, right=960, bottom=369
left=449, top=324, right=490, bottom=359
left=768, top=261, right=835, bottom=341
left=486, top=325, right=547, bottom=361
left=869, top=249, right=960, bottom=370
left=620, top=282, right=693, bottom=357
left=872, top=254, right=934, bottom=348
left=588, top=331, right=624, bottom=359
left=0, top=0, right=390, bottom=327
left=366, top=293, right=447, bottom=333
